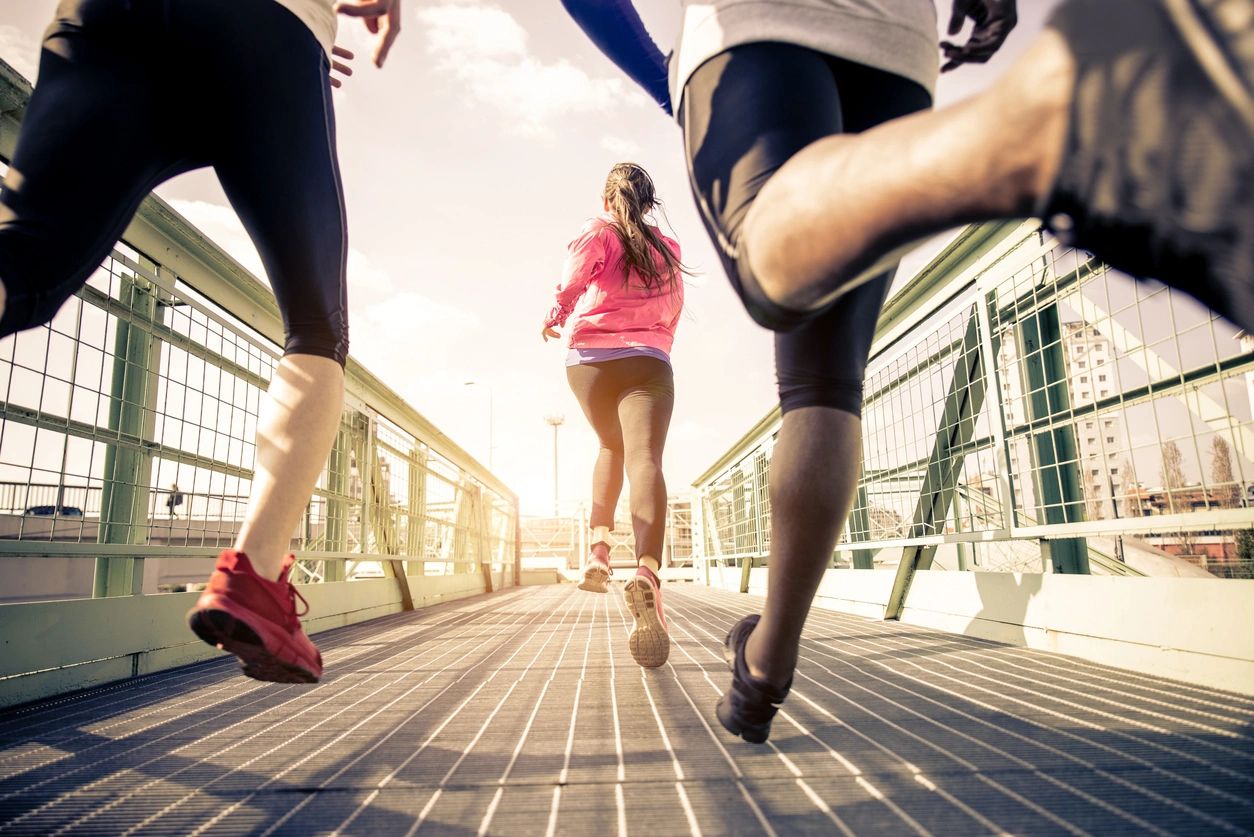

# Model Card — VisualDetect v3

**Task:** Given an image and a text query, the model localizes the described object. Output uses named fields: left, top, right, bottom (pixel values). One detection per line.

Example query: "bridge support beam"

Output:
left=95, top=274, right=162, bottom=598
left=1019, top=302, right=1089, bottom=574
left=886, top=309, right=988, bottom=620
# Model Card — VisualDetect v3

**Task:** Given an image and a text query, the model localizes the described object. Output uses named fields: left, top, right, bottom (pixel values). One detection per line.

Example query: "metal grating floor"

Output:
left=0, top=584, right=1251, bottom=836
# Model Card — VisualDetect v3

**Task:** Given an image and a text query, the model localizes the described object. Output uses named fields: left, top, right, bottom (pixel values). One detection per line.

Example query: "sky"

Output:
left=0, top=1, right=1064, bottom=516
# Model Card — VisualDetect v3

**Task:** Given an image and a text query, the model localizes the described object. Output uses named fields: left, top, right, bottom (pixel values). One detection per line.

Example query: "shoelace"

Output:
left=284, top=582, right=310, bottom=630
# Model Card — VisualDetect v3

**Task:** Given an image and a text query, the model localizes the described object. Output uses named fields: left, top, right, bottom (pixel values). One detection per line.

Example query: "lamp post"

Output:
left=463, top=380, right=494, bottom=470
left=545, top=414, right=564, bottom=515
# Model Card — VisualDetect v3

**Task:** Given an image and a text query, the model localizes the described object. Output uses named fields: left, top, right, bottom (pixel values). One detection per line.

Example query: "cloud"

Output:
left=417, top=2, right=646, bottom=136
left=169, top=199, right=265, bottom=278
left=167, top=198, right=479, bottom=395
left=0, top=25, right=39, bottom=83
left=600, top=136, right=641, bottom=159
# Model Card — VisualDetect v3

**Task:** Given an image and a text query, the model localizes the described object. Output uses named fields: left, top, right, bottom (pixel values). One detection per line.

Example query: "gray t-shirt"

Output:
left=669, top=0, right=939, bottom=111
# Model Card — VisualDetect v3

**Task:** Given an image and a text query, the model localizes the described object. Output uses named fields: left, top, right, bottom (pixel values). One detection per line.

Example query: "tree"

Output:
left=1161, top=440, right=1186, bottom=513
left=1160, top=440, right=1196, bottom=555
left=1209, top=435, right=1240, bottom=508
left=1116, top=457, right=1137, bottom=517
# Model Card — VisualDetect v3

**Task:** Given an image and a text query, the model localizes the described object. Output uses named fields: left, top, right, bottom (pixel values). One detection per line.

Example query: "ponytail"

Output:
left=602, top=163, right=689, bottom=292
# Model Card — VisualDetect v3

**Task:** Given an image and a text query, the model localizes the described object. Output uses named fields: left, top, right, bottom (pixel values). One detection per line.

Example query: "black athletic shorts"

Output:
left=681, top=42, right=931, bottom=416
left=0, top=0, right=349, bottom=365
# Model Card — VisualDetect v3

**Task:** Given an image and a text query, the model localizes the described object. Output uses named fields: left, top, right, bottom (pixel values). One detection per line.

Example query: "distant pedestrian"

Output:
left=166, top=483, right=185, bottom=519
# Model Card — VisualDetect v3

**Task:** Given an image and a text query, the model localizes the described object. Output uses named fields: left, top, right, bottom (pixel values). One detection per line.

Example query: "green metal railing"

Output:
left=693, top=221, right=1254, bottom=606
left=0, top=59, right=519, bottom=704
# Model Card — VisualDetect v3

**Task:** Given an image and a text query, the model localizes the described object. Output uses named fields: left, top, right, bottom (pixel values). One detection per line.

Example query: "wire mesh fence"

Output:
left=0, top=234, right=517, bottom=604
left=519, top=498, right=695, bottom=572
left=695, top=222, right=1254, bottom=580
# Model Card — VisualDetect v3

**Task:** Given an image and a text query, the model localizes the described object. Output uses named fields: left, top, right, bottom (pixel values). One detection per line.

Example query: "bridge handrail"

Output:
left=691, top=218, right=1254, bottom=591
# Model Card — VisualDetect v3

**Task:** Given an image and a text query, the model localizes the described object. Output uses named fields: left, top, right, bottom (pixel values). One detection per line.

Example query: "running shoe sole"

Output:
left=1163, top=0, right=1254, bottom=131
left=1042, top=0, right=1254, bottom=334
left=623, top=577, right=669, bottom=668
left=578, top=563, right=610, bottom=593
left=188, top=607, right=319, bottom=684
left=716, top=694, right=772, bottom=744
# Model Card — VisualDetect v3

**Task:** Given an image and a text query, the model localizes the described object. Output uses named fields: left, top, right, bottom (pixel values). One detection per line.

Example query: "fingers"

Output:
left=939, top=0, right=1016, bottom=72
left=332, top=0, right=401, bottom=70
left=373, top=0, right=401, bottom=67
left=334, top=0, right=392, bottom=17
left=329, top=44, right=353, bottom=88
left=947, top=0, right=968, bottom=36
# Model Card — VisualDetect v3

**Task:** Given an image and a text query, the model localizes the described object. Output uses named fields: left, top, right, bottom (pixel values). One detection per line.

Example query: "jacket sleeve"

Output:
left=668, top=243, right=685, bottom=334
left=546, top=221, right=607, bottom=329
left=559, top=0, right=672, bottom=115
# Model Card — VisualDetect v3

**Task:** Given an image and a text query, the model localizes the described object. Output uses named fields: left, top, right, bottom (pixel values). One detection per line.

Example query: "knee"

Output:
left=283, top=312, right=349, bottom=368
left=777, top=374, right=864, bottom=417
left=0, top=231, right=94, bottom=338
left=624, top=448, right=663, bottom=476
left=729, top=237, right=819, bottom=333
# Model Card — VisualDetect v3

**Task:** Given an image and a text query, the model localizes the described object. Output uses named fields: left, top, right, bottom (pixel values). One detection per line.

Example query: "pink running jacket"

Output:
left=545, top=214, right=684, bottom=353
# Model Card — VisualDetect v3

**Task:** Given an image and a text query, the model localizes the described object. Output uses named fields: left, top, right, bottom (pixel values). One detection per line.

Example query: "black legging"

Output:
left=682, top=42, right=932, bottom=416
left=0, top=0, right=349, bottom=364
left=567, top=356, right=674, bottom=560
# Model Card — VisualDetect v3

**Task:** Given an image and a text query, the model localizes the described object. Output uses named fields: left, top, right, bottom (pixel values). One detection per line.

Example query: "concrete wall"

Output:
left=704, top=566, right=1254, bottom=696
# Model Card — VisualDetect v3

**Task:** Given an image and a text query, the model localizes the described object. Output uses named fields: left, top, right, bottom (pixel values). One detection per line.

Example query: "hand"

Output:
left=542, top=326, right=560, bottom=342
left=330, top=45, right=354, bottom=88
left=335, top=0, right=403, bottom=68
left=940, top=0, right=1017, bottom=72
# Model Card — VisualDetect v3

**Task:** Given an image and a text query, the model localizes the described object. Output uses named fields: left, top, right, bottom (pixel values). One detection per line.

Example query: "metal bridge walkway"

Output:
left=1, top=584, right=1251, bottom=836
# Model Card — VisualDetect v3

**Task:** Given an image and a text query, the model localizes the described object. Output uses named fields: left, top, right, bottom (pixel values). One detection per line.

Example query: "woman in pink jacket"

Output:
left=542, top=162, right=684, bottom=669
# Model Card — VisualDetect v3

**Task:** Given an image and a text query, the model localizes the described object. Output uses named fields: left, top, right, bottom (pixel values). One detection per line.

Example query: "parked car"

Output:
left=23, top=505, right=84, bottom=517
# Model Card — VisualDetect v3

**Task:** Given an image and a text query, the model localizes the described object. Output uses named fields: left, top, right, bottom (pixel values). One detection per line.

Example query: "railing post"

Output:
left=752, top=451, right=769, bottom=559
left=850, top=485, right=875, bottom=569
left=1019, top=302, right=1089, bottom=573
left=513, top=505, right=521, bottom=587
left=323, top=418, right=351, bottom=583
left=407, top=445, right=427, bottom=577
left=94, top=274, right=161, bottom=597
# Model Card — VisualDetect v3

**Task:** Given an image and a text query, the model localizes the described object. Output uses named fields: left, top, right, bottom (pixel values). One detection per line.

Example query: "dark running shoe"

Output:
left=188, top=550, right=323, bottom=683
left=1040, top=0, right=1254, bottom=333
left=716, top=615, right=791, bottom=743
left=577, top=541, right=612, bottom=593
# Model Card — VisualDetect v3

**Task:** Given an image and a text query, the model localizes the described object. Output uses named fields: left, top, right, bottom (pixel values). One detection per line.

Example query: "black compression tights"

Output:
left=682, top=42, right=932, bottom=416
left=0, top=0, right=348, bottom=364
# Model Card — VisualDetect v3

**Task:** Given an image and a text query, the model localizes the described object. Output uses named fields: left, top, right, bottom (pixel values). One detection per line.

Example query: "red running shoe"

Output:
left=623, top=564, right=669, bottom=668
left=187, top=550, right=323, bottom=683
left=578, top=541, right=613, bottom=593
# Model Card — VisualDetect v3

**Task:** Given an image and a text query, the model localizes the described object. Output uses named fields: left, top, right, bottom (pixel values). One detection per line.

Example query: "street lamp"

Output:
left=463, top=380, right=494, bottom=470
left=545, top=414, right=564, bottom=515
